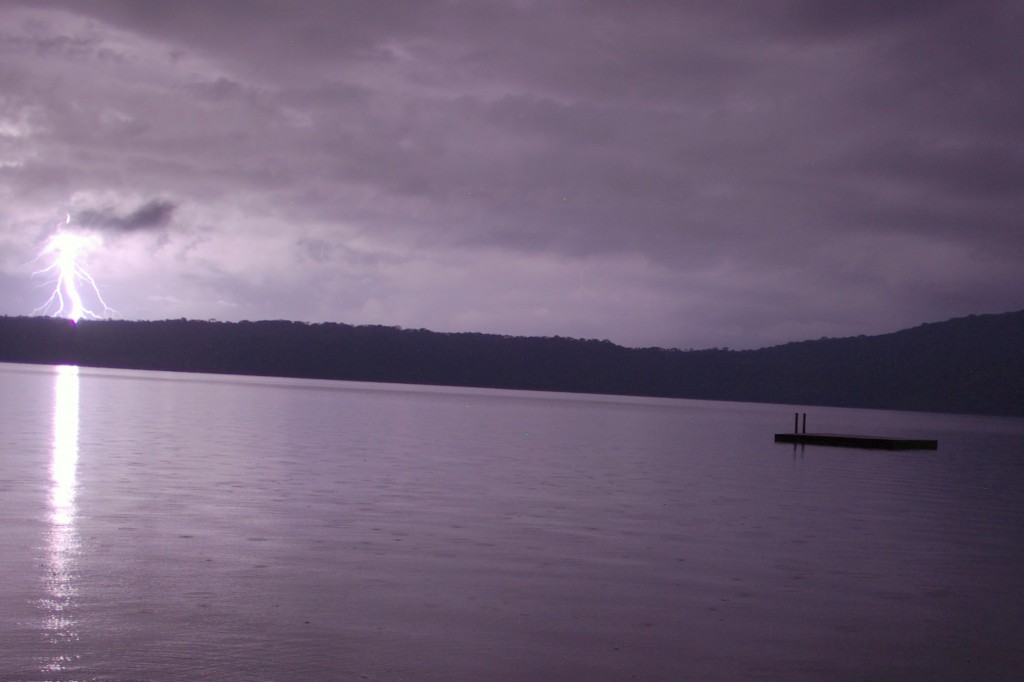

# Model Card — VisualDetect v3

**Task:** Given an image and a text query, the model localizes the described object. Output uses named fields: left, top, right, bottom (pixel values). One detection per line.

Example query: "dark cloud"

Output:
left=778, top=0, right=962, bottom=38
left=78, top=200, right=176, bottom=233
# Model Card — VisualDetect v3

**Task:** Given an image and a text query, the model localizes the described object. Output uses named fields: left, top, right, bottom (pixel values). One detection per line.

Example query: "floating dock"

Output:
left=775, top=413, right=938, bottom=450
left=774, top=432, right=937, bottom=450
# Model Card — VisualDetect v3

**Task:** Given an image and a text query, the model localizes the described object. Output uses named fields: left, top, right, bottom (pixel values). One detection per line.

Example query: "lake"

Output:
left=1, top=362, right=1022, bottom=681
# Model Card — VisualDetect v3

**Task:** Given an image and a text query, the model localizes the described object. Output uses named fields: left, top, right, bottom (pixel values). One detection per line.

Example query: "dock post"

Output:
left=794, top=412, right=799, bottom=434
left=802, top=413, right=807, bottom=434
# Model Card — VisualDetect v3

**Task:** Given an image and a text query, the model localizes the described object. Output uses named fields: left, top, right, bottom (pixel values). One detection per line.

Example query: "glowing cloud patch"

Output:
left=33, top=215, right=112, bottom=323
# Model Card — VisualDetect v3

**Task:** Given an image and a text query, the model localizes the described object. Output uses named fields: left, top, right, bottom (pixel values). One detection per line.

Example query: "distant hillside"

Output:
left=1, top=310, right=1022, bottom=416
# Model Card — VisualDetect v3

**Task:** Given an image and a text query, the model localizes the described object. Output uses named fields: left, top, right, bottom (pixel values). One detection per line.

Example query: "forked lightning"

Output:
left=33, top=214, right=112, bottom=323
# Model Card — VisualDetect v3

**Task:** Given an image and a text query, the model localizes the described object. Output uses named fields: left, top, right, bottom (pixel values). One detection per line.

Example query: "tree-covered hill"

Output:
left=1, top=310, right=1021, bottom=416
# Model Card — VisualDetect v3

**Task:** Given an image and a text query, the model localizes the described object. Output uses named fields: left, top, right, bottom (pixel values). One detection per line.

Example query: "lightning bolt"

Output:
left=33, top=214, right=112, bottom=323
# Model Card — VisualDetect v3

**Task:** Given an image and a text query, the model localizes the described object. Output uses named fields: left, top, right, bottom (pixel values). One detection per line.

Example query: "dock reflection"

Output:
left=42, top=364, right=81, bottom=673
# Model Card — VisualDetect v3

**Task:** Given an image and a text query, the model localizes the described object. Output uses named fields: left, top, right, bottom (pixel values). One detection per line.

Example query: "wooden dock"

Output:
left=774, top=432, right=938, bottom=450
left=776, top=412, right=937, bottom=450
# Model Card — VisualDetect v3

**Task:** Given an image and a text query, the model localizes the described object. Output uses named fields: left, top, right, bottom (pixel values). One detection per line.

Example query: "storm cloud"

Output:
left=77, top=199, right=176, bottom=233
left=0, top=0, right=1020, bottom=349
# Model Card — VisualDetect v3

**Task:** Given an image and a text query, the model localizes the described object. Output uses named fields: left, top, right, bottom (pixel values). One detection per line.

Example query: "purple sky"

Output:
left=1, top=1, right=1021, bottom=349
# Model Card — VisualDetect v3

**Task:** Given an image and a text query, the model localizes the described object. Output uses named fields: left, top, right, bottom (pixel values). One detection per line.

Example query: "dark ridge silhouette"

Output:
left=1, top=310, right=1022, bottom=416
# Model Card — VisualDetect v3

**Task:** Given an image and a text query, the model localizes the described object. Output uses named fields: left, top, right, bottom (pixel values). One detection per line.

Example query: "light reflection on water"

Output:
left=42, top=364, right=81, bottom=674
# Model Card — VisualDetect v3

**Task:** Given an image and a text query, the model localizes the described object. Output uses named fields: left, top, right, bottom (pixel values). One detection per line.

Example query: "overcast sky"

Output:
left=1, top=0, right=1021, bottom=349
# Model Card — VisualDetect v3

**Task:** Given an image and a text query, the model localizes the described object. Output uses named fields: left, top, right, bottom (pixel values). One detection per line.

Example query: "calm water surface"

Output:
left=1, top=362, right=1022, bottom=681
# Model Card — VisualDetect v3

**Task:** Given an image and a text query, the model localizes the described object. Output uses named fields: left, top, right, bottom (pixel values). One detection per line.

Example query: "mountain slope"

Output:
left=1, top=309, right=1021, bottom=416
